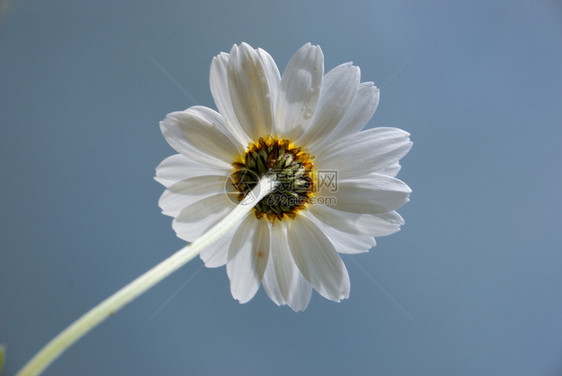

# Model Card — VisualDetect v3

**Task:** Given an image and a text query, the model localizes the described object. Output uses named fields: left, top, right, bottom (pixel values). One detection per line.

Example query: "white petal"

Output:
left=159, top=175, right=230, bottom=217
left=227, top=43, right=278, bottom=141
left=210, top=52, right=252, bottom=146
left=155, top=154, right=229, bottom=188
left=261, top=239, right=286, bottom=307
left=306, top=211, right=375, bottom=254
left=379, top=162, right=402, bottom=177
left=270, top=223, right=295, bottom=302
left=296, top=62, right=360, bottom=150
left=323, top=82, right=380, bottom=143
left=160, top=107, right=243, bottom=169
left=328, top=229, right=375, bottom=254
left=253, top=219, right=271, bottom=282
left=270, top=223, right=312, bottom=311
left=200, top=222, right=238, bottom=268
left=271, top=222, right=294, bottom=301
left=172, top=193, right=236, bottom=242
left=227, top=216, right=270, bottom=304
left=257, top=47, right=281, bottom=108
left=287, top=266, right=312, bottom=312
left=328, top=173, right=411, bottom=214
left=275, top=43, right=323, bottom=139
left=315, top=127, right=412, bottom=180
left=287, top=215, right=350, bottom=302
left=309, top=204, right=405, bottom=237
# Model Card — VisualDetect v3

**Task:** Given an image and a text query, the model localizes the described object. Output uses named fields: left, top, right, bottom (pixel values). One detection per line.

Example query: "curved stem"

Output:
left=16, top=175, right=277, bottom=376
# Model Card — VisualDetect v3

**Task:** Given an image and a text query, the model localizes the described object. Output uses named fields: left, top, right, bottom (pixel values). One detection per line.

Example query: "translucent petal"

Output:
left=287, top=215, right=350, bottom=302
left=160, top=107, right=242, bottom=169
left=159, top=175, right=229, bottom=217
left=306, top=211, right=376, bottom=254
left=172, top=193, right=235, bottom=242
left=227, top=43, right=279, bottom=141
left=200, top=223, right=238, bottom=268
left=320, top=82, right=380, bottom=146
left=270, top=223, right=312, bottom=311
left=328, top=173, right=411, bottom=214
left=296, top=62, right=360, bottom=150
left=309, top=204, right=405, bottom=237
left=275, top=43, right=323, bottom=140
left=155, top=154, right=229, bottom=188
left=210, top=52, right=252, bottom=146
left=315, top=127, right=412, bottom=180
left=227, top=216, right=270, bottom=304
left=261, top=235, right=286, bottom=307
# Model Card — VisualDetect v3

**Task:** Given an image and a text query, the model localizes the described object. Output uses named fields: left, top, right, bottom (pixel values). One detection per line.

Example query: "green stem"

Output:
left=16, top=175, right=276, bottom=376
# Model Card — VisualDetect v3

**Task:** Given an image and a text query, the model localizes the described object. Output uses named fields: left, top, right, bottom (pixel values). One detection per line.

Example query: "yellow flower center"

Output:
left=230, top=136, right=315, bottom=221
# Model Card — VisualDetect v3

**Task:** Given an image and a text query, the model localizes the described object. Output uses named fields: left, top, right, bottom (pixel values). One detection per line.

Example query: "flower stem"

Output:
left=16, top=175, right=277, bottom=376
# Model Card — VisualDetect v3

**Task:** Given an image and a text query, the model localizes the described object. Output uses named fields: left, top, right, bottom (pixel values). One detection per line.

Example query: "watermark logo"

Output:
left=224, top=169, right=339, bottom=206
left=317, top=170, right=338, bottom=192
left=224, top=169, right=261, bottom=205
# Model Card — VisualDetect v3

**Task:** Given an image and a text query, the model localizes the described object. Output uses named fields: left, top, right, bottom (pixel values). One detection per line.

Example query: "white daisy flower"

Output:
left=156, top=43, right=412, bottom=311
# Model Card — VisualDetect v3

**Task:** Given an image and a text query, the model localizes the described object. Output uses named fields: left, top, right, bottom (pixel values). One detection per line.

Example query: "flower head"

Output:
left=156, top=43, right=412, bottom=311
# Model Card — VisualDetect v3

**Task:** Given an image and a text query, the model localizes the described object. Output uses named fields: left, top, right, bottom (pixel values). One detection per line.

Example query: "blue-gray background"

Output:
left=1, top=0, right=561, bottom=375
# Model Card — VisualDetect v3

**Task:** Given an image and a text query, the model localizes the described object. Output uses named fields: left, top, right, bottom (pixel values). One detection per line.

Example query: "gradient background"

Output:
left=1, top=1, right=562, bottom=375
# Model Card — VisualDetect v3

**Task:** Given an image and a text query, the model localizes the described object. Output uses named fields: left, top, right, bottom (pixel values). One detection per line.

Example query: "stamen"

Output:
left=230, top=136, right=315, bottom=221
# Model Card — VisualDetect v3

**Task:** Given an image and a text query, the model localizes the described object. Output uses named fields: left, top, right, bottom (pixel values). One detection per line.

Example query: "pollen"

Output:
left=230, top=136, right=315, bottom=221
